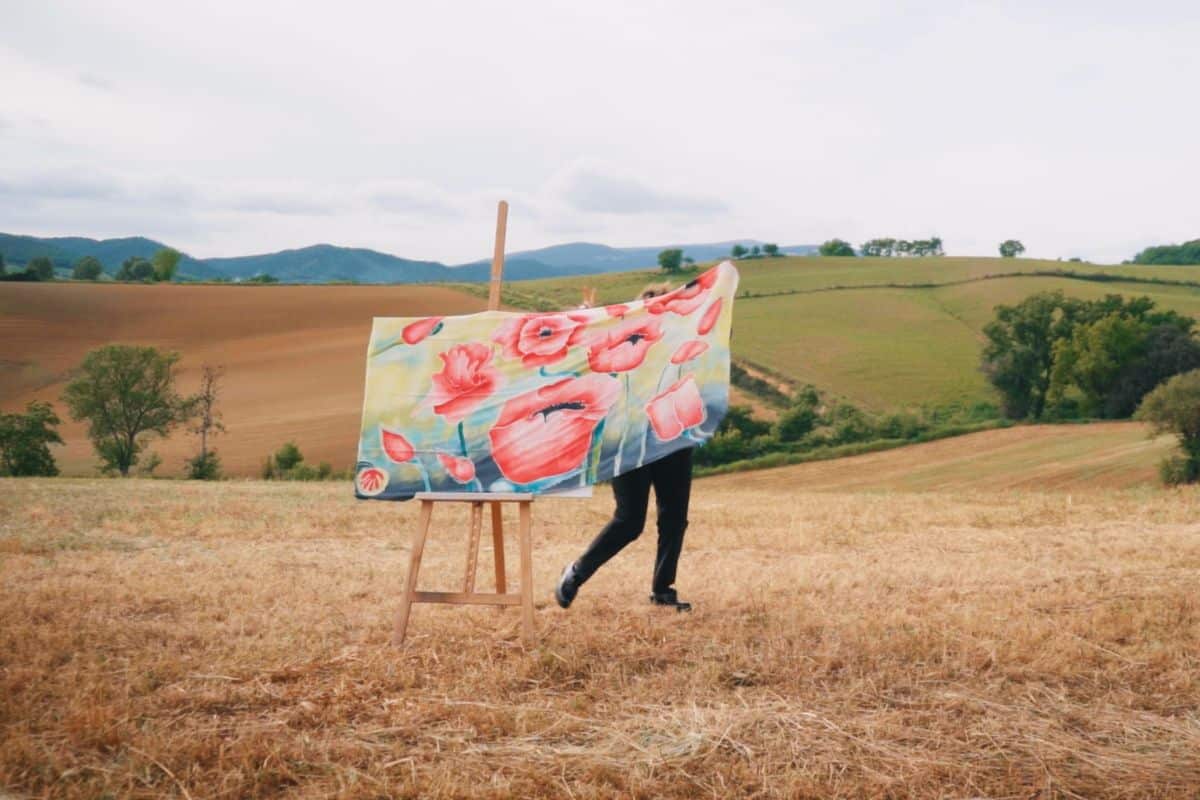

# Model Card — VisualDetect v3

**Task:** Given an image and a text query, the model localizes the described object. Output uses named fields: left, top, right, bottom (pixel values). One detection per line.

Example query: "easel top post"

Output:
left=487, top=200, right=508, bottom=312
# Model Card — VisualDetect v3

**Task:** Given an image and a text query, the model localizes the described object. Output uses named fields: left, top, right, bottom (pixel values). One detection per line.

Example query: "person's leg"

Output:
left=650, top=446, right=693, bottom=595
left=571, top=464, right=653, bottom=585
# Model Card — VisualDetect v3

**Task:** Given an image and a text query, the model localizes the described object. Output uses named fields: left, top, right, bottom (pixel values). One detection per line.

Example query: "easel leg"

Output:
left=393, top=500, right=434, bottom=645
left=464, top=501, right=483, bottom=593
left=490, top=502, right=506, bottom=595
left=518, top=501, right=535, bottom=642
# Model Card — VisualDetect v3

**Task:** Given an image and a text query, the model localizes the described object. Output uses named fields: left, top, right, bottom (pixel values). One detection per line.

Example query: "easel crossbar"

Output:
left=412, top=591, right=523, bottom=606
left=392, top=496, right=536, bottom=645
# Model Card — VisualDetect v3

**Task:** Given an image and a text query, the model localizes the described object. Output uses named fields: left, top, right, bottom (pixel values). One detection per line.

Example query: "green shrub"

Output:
left=1158, top=455, right=1199, bottom=486
left=1135, top=368, right=1200, bottom=484
left=273, top=441, right=303, bottom=471
left=774, top=402, right=817, bottom=442
left=718, top=405, right=771, bottom=438
left=286, top=463, right=320, bottom=481
left=827, top=403, right=876, bottom=444
left=186, top=450, right=222, bottom=480
left=0, top=401, right=62, bottom=477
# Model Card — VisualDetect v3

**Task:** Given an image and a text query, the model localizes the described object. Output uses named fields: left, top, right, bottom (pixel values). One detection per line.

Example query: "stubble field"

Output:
left=3, top=461, right=1198, bottom=798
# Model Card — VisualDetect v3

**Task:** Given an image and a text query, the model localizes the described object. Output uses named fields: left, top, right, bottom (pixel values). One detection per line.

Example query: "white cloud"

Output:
left=1, top=0, right=1197, bottom=263
left=546, top=161, right=727, bottom=217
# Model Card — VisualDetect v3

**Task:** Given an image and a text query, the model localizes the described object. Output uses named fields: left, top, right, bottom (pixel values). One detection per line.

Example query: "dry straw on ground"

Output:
left=2, top=474, right=1199, bottom=798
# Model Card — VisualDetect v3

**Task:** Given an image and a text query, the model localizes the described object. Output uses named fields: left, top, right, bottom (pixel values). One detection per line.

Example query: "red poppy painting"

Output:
left=645, top=375, right=707, bottom=441
left=438, top=453, right=477, bottom=483
left=697, top=298, right=722, bottom=335
left=646, top=269, right=719, bottom=316
left=380, top=427, right=415, bottom=463
left=493, top=312, right=590, bottom=367
left=427, top=343, right=501, bottom=422
left=586, top=317, right=664, bottom=373
left=670, top=340, right=709, bottom=364
left=356, top=260, right=738, bottom=500
left=489, top=374, right=621, bottom=485
left=401, top=316, right=443, bottom=345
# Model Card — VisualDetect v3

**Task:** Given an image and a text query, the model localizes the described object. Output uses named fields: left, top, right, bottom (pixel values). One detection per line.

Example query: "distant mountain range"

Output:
left=0, top=232, right=817, bottom=284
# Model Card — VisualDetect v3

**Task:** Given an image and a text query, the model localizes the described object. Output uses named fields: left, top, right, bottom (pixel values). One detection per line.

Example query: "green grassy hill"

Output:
left=495, top=256, right=1200, bottom=411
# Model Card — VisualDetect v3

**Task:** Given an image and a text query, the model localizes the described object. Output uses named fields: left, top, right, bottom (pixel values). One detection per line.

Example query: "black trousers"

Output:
left=573, top=446, right=693, bottom=594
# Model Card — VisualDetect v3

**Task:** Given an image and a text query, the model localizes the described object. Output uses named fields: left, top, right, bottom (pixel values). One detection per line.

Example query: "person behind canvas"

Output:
left=555, top=280, right=694, bottom=613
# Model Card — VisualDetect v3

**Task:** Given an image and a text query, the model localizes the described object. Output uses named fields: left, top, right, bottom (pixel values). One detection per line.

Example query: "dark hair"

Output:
left=639, top=281, right=673, bottom=300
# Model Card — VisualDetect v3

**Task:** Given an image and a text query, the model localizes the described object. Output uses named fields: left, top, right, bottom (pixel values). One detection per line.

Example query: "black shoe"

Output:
left=649, top=588, right=692, bottom=612
left=555, top=561, right=581, bottom=609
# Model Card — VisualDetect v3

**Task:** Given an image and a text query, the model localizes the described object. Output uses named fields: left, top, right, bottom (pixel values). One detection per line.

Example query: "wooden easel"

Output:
left=392, top=201, right=539, bottom=645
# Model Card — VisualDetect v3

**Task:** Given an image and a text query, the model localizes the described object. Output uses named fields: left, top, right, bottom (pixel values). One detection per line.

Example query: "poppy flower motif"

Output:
left=402, top=316, right=443, bottom=345
left=427, top=343, right=501, bottom=422
left=356, top=466, right=389, bottom=496
left=493, top=313, right=589, bottom=367
left=438, top=453, right=476, bottom=483
left=670, top=340, right=709, bottom=364
left=645, top=375, right=706, bottom=441
left=606, top=304, right=629, bottom=318
left=586, top=317, right=664, bottom=373
left=697, top=298, right=722, bottom=335
left=646, top=267, right=720, bottom=316
left=489, top=374, right=621, bottom=485
left=380, top=427, right=415, bottom=463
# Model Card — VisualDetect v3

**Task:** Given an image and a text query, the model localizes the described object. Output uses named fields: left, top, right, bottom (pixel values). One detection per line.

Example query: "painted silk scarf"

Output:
left=354, top=260, right=739, bottom=500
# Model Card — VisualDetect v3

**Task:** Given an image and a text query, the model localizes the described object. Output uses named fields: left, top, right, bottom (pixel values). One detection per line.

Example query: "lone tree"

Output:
left=999, top=239, right=1026, bottom=258
left=62, top=344, right=189, bottom=476
left=0, top=401, right=63, bottom=477
left=762, top=243, right=780, bottom=257
left=116, top=257, right=155, bottom=282
left=27, top=256, right=55, bottom=281
left=152, top=248, right=182, bottom=282
left=656, top=248, right=683, bottom=273
left=819, top=238, right=856, bottom=257
left=185, top=364, right=226, bottom=479
left=1136, top=369, right=1200, bottom=484
left=72, top=256, right=104, bottom=281
left=730, top=244, right=748, bottom=259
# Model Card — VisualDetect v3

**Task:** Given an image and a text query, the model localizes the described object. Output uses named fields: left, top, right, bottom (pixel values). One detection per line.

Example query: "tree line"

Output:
left=817, top=237, right=1031, bottom=258
left=0, top=346, right=224, bottom=478
left=1130, top=239, right=1200, bottom=266
left=1, top=344, right=346, bottom=481
left=656, top=243, right=783, bottom=272
left=0, top=248, right=183, bottom=282
left=981, top=290, right=1200, bottom=483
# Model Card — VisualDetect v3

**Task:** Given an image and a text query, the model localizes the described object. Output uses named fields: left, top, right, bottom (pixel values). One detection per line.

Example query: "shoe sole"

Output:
left=555, top=567, right=575, bottom=609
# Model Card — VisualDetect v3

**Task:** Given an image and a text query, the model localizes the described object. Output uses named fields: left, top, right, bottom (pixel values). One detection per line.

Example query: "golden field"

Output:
left=3, top=443, right=1199, bottom=798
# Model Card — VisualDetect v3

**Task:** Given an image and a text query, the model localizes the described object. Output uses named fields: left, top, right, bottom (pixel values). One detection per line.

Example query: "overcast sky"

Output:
left=2, top=0, right=1198, bottom=263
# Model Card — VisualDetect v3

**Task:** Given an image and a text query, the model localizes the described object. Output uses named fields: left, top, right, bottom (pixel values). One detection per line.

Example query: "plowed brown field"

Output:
left=0, top=283, right=487, bottom=476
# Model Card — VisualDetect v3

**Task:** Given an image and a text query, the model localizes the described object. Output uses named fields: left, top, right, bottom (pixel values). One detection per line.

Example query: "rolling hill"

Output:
left=1, top=232, right=815, bottom=284
left=3, top=254, right=1200, bottom=477
left=0, top=233, right=216, bottom=277
left=508, top=255, right=1200, bottom=410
